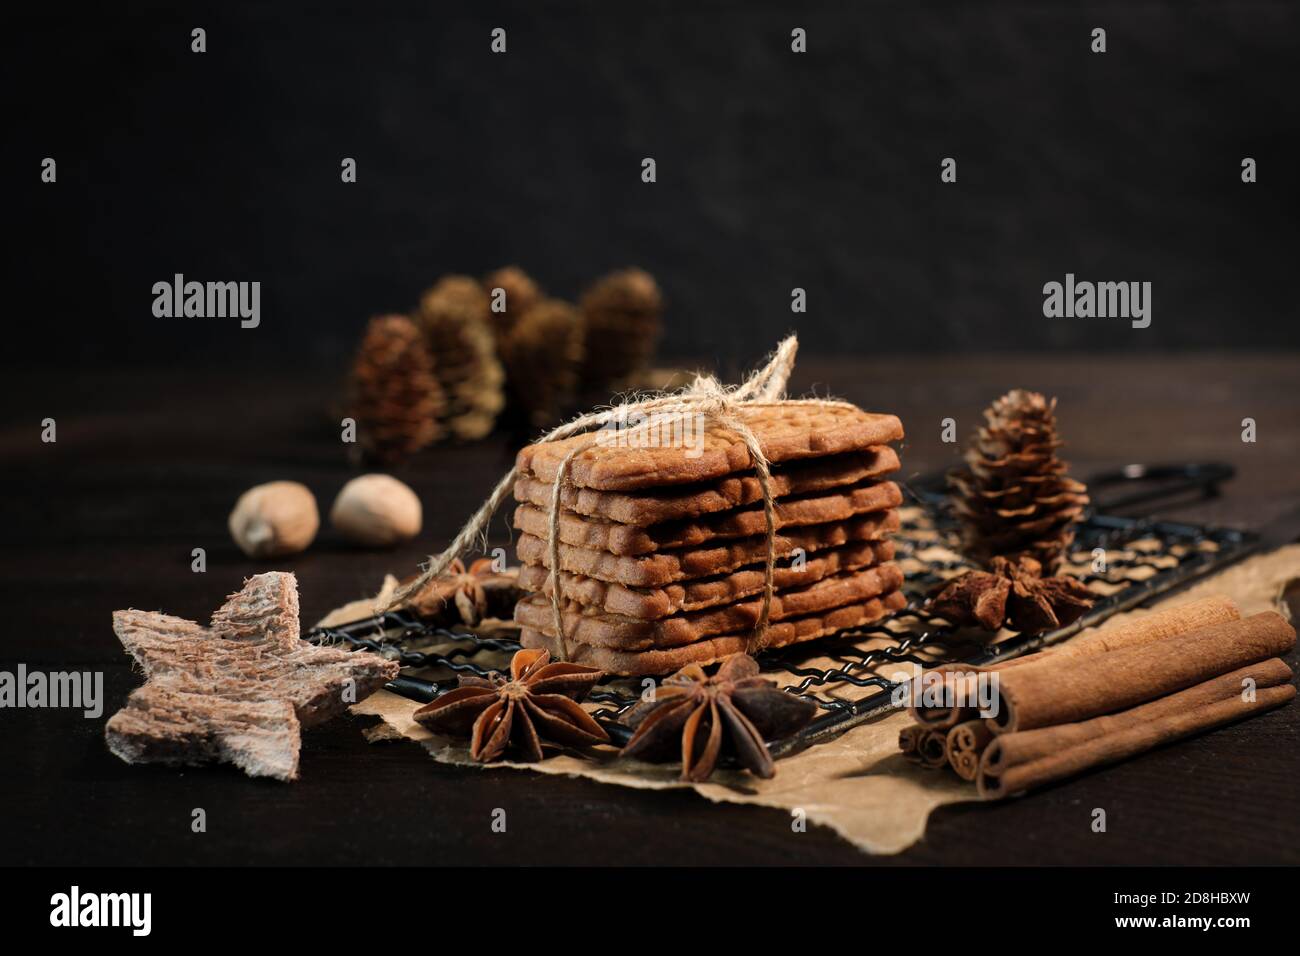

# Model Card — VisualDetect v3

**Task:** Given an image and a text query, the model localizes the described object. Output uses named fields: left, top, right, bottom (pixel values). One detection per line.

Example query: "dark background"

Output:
left=6, top=0, right=1299, bottom=374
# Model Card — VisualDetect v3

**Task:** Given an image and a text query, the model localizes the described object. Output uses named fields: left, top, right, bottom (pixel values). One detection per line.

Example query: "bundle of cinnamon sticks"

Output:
left=898, top=596, right=1296, bottom=798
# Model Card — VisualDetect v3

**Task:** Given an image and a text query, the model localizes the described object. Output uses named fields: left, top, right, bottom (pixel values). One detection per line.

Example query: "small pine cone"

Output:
left=578, top=267, right=662, bottom=389
left=415, top=276, right=506, bottom=441
left=348, top=315, right=445, bottom=464
left=949, top=389, right=1089, bottom=572
left=500, top=297, right=586, bottom=427
left=483, top=266, right=542, bottom=342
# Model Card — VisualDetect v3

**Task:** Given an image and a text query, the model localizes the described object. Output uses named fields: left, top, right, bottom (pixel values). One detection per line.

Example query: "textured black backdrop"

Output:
left=7, top=0, right=1299, bottom=371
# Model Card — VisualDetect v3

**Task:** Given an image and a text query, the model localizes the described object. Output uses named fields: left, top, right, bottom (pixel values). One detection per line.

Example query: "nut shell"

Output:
left=330, top=474, right=422, bottom=548
left=228, top=481, right=319, bottom=558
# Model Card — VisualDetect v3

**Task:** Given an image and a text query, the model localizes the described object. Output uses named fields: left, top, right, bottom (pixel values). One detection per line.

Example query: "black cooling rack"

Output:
left=306, top=463, right=1259, bottom=756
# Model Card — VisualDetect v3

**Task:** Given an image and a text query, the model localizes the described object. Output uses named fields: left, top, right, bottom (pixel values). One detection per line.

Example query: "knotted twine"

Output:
left=387, top=335, right=859, bottom=661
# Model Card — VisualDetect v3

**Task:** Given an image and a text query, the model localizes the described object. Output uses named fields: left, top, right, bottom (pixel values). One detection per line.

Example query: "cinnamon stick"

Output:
left=1021, top=594, right=1241, bottom=664
left=907, top=596, right=1241, bottom=729
left=986, top=611, right=1295, bottom=734
left=953, top=750, right=981, bottom=780
left=906, top=669, right=986, bottom=730
left=944, top=719, right=994, bottom=781
left=898, top=724, right=925, bottom=762
left=977, top=658, right=1296, bottom=798
left=918, top=729, right=950, bottom=768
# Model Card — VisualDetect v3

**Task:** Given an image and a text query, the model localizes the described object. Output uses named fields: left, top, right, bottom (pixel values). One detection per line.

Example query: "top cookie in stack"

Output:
left=511, top=405, right=907, bottom=675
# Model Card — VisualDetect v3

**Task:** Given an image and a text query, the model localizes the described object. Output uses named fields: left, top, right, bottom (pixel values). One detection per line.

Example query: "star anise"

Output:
left=929, top=556, right=1093, bottom=634
left=620, top=654, right=817, bottom=782
left=412, top=648, right=609, bottom=762
left=404, top=557, right=517, bottom=627
left=448, top=557, right=492, bottom=624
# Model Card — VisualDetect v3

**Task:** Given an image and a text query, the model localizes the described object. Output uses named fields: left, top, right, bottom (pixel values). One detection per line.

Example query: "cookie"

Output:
left=515, top=563, right=904, bottom=650
left=514, top=480, right=902, bottom=557
left=520, top=590, right=908, bottom=675
left=516, top=405, right=904, bottom=491
left=513, top=447, right=901, bottom=525
left=517, top=539, right=896, bottom=619
left=514, top=510, right=901, bottom=587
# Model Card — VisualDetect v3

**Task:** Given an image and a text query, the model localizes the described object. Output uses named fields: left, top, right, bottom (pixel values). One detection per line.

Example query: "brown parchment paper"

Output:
left=348, top=544, right=1300, bottom=855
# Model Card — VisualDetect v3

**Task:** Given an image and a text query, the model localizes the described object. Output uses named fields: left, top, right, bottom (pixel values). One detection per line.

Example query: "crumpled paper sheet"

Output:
left=354, top=688, right=973, bottom=854
left=349, top=544, right=1300, bottom=855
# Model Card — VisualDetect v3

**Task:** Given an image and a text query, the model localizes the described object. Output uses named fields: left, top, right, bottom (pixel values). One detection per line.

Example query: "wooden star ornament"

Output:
left=105, top=572, right=399, bottom=781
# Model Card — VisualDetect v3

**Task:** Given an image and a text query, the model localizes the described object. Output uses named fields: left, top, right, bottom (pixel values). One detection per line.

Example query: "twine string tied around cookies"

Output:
left=388, top=335, right=857, bottom=662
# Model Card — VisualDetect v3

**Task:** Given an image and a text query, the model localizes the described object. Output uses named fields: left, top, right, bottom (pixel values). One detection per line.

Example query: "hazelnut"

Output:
left=228, top=481, right=320, bottom=558
left=330, top=474, right=422, bottom=548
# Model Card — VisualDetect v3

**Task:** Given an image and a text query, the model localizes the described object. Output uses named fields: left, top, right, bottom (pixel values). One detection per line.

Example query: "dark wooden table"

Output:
left=4, top=354, right=1297, bottom=865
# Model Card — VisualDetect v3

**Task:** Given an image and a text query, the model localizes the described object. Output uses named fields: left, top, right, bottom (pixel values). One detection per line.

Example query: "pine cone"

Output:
left=578, top=267, right=662, bottom=390
left=483, top=266, right=542, bottom=342
left=415, top=276, right=506, bottom=441
left=949, top=389, right=1089, bottom=572
left=348, top=315, right=445, bottom=464
left=500, top=297, right=586, bottom=428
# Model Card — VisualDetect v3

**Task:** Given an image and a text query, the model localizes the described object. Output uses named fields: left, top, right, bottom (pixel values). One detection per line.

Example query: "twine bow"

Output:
left=388, top=335, right=857, bottom=661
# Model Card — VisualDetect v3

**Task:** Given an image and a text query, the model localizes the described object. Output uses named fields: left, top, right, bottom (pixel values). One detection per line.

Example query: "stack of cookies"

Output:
left=511, top=405, right=907, bottom=675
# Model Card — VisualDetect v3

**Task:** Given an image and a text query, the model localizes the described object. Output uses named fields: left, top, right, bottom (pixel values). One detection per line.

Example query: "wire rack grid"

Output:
left=306, top=478, right=1259, bottom=757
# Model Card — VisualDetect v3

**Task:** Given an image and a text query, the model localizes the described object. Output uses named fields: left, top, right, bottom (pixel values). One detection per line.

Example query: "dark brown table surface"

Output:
left=3, top=354, right=1298, bottom=866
